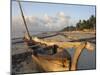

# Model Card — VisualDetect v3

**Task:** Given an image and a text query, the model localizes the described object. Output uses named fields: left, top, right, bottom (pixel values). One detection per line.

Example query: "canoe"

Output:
left=23, top=34, right=72, bottom=72
left=23, top=33, right=94, bottom=71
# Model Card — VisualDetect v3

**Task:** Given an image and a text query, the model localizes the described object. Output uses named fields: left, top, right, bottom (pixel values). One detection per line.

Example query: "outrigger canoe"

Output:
left=23, top=33, right=94, bottom=72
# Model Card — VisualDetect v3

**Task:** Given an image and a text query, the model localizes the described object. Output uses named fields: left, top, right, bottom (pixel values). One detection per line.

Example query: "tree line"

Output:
left=62, top=15, right=96, bottom=31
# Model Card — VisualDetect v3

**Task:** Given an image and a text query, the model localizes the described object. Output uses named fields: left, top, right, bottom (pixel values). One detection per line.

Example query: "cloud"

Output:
left=12, top=12, right=70, bottom=36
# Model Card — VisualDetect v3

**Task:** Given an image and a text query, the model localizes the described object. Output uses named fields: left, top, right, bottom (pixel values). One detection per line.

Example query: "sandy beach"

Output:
left=12, top=31, right=96, bottom=74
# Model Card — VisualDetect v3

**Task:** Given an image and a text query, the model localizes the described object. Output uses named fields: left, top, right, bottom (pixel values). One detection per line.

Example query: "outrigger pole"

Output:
left=17, top=0, right=31, bottom=40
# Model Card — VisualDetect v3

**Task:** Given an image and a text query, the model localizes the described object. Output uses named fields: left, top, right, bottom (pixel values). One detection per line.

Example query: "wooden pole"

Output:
left=17, top=0, right=31, bottom=40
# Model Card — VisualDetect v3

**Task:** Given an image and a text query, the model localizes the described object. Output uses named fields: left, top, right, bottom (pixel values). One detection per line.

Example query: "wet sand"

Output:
left=11, top=32, right=96, bottom=74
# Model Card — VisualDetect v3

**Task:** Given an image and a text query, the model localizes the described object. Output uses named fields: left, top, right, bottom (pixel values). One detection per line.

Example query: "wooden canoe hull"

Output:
left=31, top=49, right=71, bottom=72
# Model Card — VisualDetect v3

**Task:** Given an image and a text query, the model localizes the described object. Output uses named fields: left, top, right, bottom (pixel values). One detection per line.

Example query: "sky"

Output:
left=12, top=1, right=95, bottom=22
left=12, top=1, right=96, bottom=37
